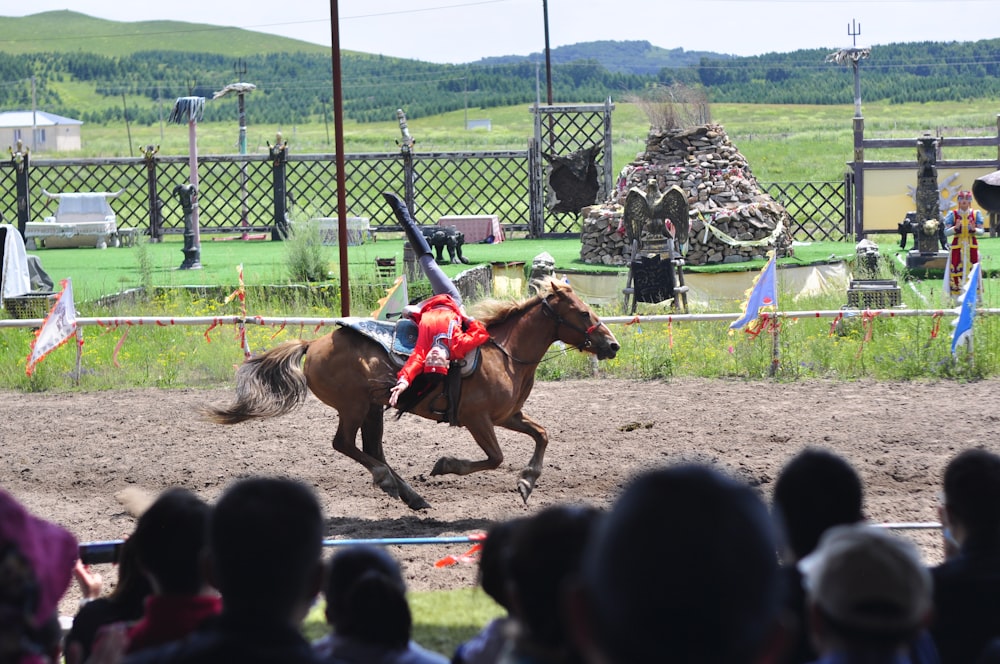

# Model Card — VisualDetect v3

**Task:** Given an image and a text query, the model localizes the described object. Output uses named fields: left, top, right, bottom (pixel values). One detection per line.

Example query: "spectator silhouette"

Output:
left=124, top=487, right=220, bottom=653
left=65, top=537, right=153, bottom=663
left=122, top=476, right=326, bottom=664
left=500, top=504, right=602, bottom=664
left=567, top=463, right=787, bottom=664
left=452, top=518, right=524, bottom=664
left=0, top=488, right=78, bottom=664
left=313, top=543, right=448, bottom=663
left=772, top=448, right=865, bottom=663
left=930, top=448, right=1000, bottom=664
left=799, top=523, right=932, bottom=663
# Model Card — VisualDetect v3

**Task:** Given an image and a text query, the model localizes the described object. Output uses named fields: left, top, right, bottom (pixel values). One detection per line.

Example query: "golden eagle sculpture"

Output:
left=622, top=179, right=690, bottom=251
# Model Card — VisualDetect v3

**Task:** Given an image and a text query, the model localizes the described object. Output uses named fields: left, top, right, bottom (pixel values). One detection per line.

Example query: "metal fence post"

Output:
left=10, top=140, right=30, bottom=238
left=270, top=134, right=289, bottom=240
left=143, top=145, right=163, bottom=242
left=397, top=110, right=416, bottom=213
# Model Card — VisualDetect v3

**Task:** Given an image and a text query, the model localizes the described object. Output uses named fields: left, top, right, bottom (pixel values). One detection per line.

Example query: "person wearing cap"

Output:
left=382, top=192, right=489, bottom=410
left=942, top=190, right=985, bottom=298
left=799, top=523, right=933, bottom=664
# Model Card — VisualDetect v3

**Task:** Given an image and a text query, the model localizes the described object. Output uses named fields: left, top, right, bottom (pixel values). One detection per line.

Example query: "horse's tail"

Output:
left=202, top=340, right=311, bottom=424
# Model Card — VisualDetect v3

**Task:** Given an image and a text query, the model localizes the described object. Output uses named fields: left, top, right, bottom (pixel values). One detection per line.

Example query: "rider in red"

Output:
left=383, top=193, right=489, bottom=409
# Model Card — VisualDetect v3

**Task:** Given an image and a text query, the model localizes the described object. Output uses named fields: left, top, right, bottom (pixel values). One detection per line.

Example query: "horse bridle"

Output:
left=539, top=293, right=606, bottom=351
left=488, top=292, right=607, bottom=364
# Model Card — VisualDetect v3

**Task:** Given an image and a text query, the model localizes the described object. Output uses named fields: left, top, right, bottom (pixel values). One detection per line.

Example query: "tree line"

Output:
left=4, top=38, right=1000, bottom=126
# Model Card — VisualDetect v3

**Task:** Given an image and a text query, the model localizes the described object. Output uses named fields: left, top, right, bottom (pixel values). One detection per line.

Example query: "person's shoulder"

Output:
left=405, top=640, right=450, bottom=664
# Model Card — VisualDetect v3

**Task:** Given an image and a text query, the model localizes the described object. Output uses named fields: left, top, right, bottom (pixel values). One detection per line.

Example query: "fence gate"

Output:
left=530, top=99, right=614, bottom=237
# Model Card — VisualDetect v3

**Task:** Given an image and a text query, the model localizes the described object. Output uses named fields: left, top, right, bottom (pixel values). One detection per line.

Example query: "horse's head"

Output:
left=539, top=278, right=620, bottom=360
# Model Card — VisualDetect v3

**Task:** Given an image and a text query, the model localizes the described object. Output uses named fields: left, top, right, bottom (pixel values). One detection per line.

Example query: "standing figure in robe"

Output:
left=943, top=190, right=985, bottom=297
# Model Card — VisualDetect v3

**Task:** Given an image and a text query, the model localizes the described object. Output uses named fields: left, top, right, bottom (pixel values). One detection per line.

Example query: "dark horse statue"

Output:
left=203, top=278, right=620, bottom=510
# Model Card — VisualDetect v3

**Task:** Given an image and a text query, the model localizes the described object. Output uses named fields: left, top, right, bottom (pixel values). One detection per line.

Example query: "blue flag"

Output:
left=730, top=254, right=778, bottom=331
left=951, top=262, right=981, bottom=356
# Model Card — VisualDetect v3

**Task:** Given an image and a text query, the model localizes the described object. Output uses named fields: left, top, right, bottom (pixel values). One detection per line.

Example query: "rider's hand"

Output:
left=389, top=379, right=409, bottom=407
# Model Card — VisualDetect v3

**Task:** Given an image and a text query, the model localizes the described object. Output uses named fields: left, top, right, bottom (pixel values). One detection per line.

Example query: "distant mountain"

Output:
left=4, top=12, right=1000, bottom=126
left=475, top=40, right=736, bottom=75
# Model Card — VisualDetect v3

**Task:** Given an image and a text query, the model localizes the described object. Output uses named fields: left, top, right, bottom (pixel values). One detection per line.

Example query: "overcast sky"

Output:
left=7, top=0, right=1000, bottom=64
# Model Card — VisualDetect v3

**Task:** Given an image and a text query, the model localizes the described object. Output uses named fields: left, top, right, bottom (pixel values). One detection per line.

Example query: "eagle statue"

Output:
left=622, top=179, right=690, bottom=252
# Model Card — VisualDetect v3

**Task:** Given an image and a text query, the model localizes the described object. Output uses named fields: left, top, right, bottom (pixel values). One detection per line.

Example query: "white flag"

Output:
left=26, top=278, right=78, bottom=376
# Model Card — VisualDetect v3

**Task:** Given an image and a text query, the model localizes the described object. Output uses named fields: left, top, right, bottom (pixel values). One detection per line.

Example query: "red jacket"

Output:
left=125, top=594, right=222, bottom=653
left=398, top=294, right=489, bottom=385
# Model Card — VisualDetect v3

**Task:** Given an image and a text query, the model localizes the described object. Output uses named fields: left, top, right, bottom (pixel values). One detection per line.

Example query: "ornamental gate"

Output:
left=530, top=99, right=615, bottom=237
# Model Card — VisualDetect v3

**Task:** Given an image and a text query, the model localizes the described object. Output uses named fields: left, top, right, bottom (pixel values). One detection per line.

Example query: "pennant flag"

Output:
left=730, top=253, right=778, bottom=331
left=951, top=262, right=981, bottom=357
left=26, top=278, right=78, bottom=376
left=371, top=275, right=409, bottom=320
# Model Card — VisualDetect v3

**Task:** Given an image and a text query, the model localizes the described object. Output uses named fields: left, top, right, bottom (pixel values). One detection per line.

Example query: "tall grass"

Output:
left=3, top=267, right=992, bottom=393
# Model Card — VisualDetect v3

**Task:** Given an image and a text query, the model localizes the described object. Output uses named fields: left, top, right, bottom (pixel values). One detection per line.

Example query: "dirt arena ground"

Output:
left=2, top=378, right=997, bottom=617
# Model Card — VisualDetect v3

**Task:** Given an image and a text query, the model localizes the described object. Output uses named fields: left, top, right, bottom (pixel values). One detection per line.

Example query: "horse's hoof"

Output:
left=517, top=478, right=533, bottom=504
left=430, top=457, right=453, bottom=476
left=407, top=496, right=432, bottom=511
left=371, top=468, right=401, bottom=500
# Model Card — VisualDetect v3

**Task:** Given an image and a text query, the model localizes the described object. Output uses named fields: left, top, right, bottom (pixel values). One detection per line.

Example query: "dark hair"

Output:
left=506, top=504, right=602, bottom=652
left=478, top=518, right=524, bottom=611
left=108, top=536, right=154, bottom=609
left=210, top=477, right=323, bottom=613
left=772, top=448, right=864, bottom=559
left=943, top=448, right=1000, bottom=536
left=131, top=487, right=211, bottom=594
left=324, top=545, right=411, bottom=648
left=579, top=464, right=783, bottom=664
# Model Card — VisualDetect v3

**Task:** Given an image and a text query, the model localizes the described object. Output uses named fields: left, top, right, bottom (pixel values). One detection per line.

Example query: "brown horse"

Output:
left=203, top=277, right=620, bottom=510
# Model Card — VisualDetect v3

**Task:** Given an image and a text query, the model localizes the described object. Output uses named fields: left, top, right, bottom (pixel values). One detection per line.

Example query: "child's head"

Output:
left=131, top=487, right=211, bottom=594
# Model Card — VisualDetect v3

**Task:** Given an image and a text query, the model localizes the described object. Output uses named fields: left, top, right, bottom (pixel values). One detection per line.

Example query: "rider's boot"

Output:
left=382, top=192, right=432, bottom=258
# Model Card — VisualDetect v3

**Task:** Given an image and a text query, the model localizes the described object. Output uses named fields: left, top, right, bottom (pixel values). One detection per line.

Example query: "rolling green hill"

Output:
left=4, top=11, right=1000, bottom=135
left=0, top=10, right=330, bottom=57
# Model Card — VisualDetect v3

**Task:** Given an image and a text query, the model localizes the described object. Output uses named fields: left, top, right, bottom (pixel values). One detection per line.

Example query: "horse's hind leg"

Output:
left=359, top=406, right=430, bottom=510
left=497, top=411, right=549, bottom=504
left=335, top=416, right=431, bottom=511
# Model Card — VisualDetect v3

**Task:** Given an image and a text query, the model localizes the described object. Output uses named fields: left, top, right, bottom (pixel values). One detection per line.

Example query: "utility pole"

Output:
left=30, top=76, right=37, bottom=151
left=213, top=61, right=256, bottom=234
left=542, top=0, right=553, bottom=105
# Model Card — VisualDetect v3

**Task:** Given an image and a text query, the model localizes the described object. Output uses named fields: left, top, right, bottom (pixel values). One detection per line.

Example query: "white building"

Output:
left=0, top=111, right=82, bottom=152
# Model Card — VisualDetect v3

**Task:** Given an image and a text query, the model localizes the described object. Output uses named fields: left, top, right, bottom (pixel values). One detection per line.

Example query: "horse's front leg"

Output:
left=495, top=411, right=548, bottom=504
left=334, top=417, right=431, bottom=511
left=430, top=414, right=504, bottom=477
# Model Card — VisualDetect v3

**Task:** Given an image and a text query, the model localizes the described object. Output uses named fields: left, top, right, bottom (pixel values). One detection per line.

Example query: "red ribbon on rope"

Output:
left=112, top=326, right=129, bottom=368
left=855, top=311, right=879, bottom=358
left=829, top=312, right=843, bottom=337
left=270, top=322, right=287, bottom=339
left=434, top=533, right=487, bottom=568
left=930, top=312, right=943, bottom=339
left=204, top=319, right=220, bottom=343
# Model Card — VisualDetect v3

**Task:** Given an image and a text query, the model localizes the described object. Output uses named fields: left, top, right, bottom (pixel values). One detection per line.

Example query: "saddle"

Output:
left=335, top=317, right=482, bottom=424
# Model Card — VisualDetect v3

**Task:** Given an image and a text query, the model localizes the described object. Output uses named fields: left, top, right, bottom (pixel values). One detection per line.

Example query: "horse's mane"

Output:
left=471, top=276, right=565, bottom=327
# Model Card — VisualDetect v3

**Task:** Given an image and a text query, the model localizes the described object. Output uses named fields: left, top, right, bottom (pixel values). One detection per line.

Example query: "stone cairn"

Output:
left=580, top=123, right=794, bottom=266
